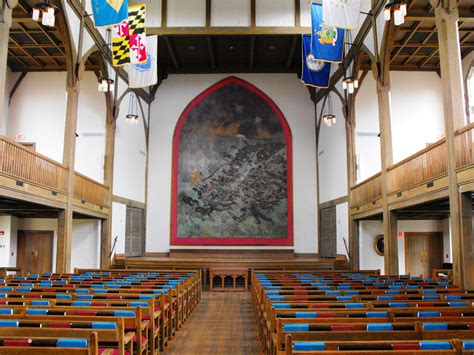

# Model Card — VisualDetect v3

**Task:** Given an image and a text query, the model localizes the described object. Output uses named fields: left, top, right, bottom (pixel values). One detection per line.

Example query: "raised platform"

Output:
left=113, top=250, right=349, bottom=271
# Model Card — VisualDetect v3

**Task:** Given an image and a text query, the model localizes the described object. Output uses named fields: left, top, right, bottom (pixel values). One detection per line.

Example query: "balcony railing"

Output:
left=0, top=136, right=109, bottom=209
left=74, top=172, right=110, bottom=207
left=0, top=136, right=67, bottom=192
left=455, top=122, right=474, bottom=169
left=387, top=138, right=447, bottom=193
left=350, top=172, right=382, bottom=207
left=351, top=122, right=474, bottom=209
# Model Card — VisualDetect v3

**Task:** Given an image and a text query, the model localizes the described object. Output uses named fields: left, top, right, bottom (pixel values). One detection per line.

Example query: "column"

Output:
left=56, top=81, right=79, bottom=273
left=101, top=91, right=115, bottom=268
left=376, top=81, right=399, bottom=275
left=431, top=0, right=471, bottom=288
left=0, top=1, right=13, bottom=133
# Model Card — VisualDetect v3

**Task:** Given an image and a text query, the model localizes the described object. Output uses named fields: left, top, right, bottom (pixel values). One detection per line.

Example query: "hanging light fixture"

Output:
left=323, top=94, right=336, bottom=127
left=125, top=93, right=139, bottom=125
left=98, top=77, right=114, bottom=92
left=342, top=30, right=359, bottom=95
left=32, top=0, right=58, bottom=27
left=384, top=0, right=407, bottom=26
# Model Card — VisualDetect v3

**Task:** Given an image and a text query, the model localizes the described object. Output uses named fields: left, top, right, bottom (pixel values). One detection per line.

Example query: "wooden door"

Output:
left=125, top=206, right=145, bottom=257
left=405, top=232, right=443, bottom=278
left=320, top=207, right=337, bottom=259
left=17, top=231, right=53, bottom=275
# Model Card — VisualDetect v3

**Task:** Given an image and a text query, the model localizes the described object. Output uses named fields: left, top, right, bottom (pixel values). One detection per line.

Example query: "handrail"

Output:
left=73, top=172, right=110, bottom=207
left=0, top=136, right=67, bottom=192
left=386, top=138, right=446, bottom=172
left=454, top=121, right=474, bottom=136
left=0, top=135, right=110, bottom=208
left=351, top=172, right=382, bottom=191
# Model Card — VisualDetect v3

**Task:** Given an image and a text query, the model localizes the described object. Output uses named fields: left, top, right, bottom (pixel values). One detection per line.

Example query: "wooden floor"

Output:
left=163, top=291, right=260, bottom=354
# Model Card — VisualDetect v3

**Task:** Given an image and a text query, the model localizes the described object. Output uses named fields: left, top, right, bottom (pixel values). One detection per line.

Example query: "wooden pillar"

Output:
left=431, top=0, right=471, bottom=288
left=376, top=81, right=398, bottom=275
left=0, top=1, right=12, bottom=133
left=349, top=218, right=360, bottom=270
left=460, top=192, right=473, bottom=286
left=56, top=81, right=79, bottom=273
left=101, top=91, right=115, bottom=268
left=346, top=95, right=359, bottom=270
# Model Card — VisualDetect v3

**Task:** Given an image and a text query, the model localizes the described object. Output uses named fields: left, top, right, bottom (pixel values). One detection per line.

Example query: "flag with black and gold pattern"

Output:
left=112, top=4, right=147, bottom=67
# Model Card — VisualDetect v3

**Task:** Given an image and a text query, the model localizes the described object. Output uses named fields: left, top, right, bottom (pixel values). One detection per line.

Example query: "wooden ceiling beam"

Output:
left=148, top=26, right=311, bottom=36
left=390, top=22, right=423, bottom=63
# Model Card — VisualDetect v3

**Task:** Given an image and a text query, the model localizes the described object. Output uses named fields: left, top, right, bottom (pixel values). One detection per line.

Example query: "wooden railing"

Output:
left=455, top=122, right=474, bottom=169
left=0, top=136, right=110, bottom=209
left=387, top=138, right=447, bottom=193
left=350, top=172, right=382, bottom=207
left=0, top=136, right=67, bottom=192
left=74, top=172, right=110, bottom=207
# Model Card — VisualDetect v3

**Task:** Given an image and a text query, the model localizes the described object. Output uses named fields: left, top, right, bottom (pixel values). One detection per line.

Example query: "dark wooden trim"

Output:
left=250, top=0, right=256, bottom=28
left=319, top=196, right=349, bottom=210
left=161, top=0, right=167, bottom=28
left=206, top=36, right=216, bottom=69
left=249, top=36, right=256, bottom=69
left=205, top=0, right=211, bottom=27
left=8, top=71, right=27, bottom=105
left=164, top=36, right=180, bottom=69
left=294, top=0, right=300, bottom=28
left=286, top=36, right=298, bottom=69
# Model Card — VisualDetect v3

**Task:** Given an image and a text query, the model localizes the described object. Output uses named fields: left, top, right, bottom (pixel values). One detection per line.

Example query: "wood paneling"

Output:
left=350, top=173, right=383, bottom=207
left=0, top=136, right=67, bottom=192
left=73, top=172, right=110, bottom=207
left=387, top=138, right=447, bottom=193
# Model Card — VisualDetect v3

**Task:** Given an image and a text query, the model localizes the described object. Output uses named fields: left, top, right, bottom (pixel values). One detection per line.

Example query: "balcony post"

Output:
left=346, top=94, right=359, bottom=269
left=101, top=91, right=115, bottom=268
left=56, top=81, right=79, bottom=273
left=431, top=0, right=472, bottom=288
left=377, top=81, right=398, bottom=275
left=0, top=0, right=14, bottom=134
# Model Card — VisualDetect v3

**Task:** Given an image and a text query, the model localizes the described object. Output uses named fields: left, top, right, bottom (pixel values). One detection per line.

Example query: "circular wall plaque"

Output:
left=374, top=234, right=384, bottom=256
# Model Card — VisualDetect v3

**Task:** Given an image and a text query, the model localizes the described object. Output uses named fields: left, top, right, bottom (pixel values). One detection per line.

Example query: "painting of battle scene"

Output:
left=171, top=77, right=293, bottom=245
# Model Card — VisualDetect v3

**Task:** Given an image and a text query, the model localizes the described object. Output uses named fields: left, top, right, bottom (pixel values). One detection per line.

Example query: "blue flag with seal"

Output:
left=311, top=3, right=344, bottom=63
left=92, top=0, right=128, bottom=27
left=301, top=34, right=331, bottom=88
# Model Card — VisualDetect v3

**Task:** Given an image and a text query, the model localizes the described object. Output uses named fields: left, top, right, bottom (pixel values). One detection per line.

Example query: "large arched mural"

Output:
left=171, top=77, right=293, bottom=246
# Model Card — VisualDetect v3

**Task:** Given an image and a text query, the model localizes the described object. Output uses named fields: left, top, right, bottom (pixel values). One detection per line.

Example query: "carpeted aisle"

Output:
left=162, top=291, right=260, bottom=354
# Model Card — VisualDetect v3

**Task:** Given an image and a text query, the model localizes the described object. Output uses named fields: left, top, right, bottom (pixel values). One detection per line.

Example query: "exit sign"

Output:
left=397, top=232, right=405, bottom=238
left=15, top=134, right=24, bottom=141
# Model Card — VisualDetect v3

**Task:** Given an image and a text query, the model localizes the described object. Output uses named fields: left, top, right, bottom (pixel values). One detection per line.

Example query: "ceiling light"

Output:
left=32, top=1, right=58, bottom=27
left=384, top=0, right=407, bottom=26
left=98, top=78, right=114, bottom=93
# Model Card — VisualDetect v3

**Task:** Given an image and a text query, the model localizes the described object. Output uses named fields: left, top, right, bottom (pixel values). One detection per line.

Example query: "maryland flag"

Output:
left=112, top=4, right=147, bottom=67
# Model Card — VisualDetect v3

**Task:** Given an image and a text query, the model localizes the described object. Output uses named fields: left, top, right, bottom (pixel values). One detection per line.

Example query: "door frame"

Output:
left=404, top=231, right=444, bottom=276
left=17, top=230, right=54, bottom=274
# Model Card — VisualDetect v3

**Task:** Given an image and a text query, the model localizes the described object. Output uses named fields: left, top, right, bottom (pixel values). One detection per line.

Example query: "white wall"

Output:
left=336, top=202, right=349, bottom=257
left=75, top=72, right=107, bottom=183
left=112, top=91, right=147, bottom=203
left=359, top=219, right=450, bottom=275
left=0, top=216, right=17, bottom=268
left=147, top=74, right=317, bottom=253
left=318, top=90, right=348, bottom=202
left=390, top=72, right=445, bottom=163
left=111, top=202, right=127, bottom=257
left=71, top=219, right=101, bottom=270
left=7, top=72, right=67, bottom=163
left=354, top=72, right=445, bottom=182
left=354, top=72, right=381, bottom=182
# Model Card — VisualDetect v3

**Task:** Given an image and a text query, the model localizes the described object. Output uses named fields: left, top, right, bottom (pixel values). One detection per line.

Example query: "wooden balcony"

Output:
left=350, top=123, right=474, bottom=218
left=0, top=136, right=110, bottom=217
